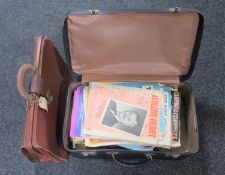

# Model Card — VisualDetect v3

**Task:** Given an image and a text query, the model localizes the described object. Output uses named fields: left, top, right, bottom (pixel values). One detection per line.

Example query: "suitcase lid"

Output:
left=63, top=8, right=203, bottom=82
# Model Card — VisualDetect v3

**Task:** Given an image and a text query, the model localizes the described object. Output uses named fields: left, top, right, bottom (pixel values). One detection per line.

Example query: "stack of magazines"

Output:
left=69, top=82, right=181, bottom=151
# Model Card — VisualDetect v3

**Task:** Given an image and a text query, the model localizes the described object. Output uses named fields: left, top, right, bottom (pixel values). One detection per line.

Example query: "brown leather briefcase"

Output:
left=17, top=8, right=203, bottom=165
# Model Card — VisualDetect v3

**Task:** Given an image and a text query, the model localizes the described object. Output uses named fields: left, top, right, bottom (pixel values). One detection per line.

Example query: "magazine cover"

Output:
left=82, top=83, right=161, bottom=146
left=171, top=90, right=181, bottom=147
left=70, top=88, right=80, bottom=138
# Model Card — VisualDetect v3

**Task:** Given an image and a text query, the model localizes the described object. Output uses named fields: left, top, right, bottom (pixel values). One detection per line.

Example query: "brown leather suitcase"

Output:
left=17, top=8, right=203, bottom=165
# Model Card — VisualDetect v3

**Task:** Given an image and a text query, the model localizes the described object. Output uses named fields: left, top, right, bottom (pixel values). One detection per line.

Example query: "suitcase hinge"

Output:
left=88, top=10, right=99, bottom=15
left=169, top=7, right=180, bottom=13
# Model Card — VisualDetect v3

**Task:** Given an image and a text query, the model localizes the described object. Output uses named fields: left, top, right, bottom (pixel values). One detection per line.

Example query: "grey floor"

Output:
left=1, top=0, right=225, bottom=174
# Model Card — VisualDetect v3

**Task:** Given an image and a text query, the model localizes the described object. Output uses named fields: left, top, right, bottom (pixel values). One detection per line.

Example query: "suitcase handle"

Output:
left=17, top=64, right=35, bottom=100
left=112, top=154, right=152, bottom=167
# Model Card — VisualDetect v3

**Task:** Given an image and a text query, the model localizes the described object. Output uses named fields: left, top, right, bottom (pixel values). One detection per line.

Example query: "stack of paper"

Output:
left=69, top=82, right=180, bottom=151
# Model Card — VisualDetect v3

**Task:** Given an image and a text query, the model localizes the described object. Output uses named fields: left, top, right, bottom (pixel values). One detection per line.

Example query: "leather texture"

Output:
left=67, top=12, right=199, bottom=82
left=29, top=75, right=48, bottom=97
left=20, top=36, right=72, bottom=162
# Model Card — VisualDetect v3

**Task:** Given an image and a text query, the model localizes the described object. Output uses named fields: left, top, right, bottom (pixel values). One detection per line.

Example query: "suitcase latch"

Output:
left=145, top=153, right=153, bottom=160
left=172, top=154, right=180, bottom=158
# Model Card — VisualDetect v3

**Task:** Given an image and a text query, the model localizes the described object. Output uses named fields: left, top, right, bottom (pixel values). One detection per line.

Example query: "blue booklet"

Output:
left=118, top=144, right=154, bottom=151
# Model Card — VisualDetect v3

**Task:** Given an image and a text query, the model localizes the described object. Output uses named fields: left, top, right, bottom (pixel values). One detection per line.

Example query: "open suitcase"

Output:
left=17, top=8, right=203, bottom=165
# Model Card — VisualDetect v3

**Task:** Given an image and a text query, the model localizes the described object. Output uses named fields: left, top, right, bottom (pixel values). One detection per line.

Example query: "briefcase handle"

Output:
left=112, top=153, right=152, bottom=167
left=17, top=64, right=35, bottom=101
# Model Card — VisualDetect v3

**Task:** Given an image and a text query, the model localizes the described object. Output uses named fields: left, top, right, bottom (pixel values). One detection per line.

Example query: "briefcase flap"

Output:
left=64, top=9, right=203, bottom=82
left=17, top=37, right=72, bottom=162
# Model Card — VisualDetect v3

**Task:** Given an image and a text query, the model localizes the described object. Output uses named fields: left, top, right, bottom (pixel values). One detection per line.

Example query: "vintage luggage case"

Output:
left=17, top=8, right=203, bottom=165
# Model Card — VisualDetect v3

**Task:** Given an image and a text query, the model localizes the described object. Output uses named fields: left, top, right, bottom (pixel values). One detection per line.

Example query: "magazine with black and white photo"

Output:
left=100, top=99, right=148, bottom=136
